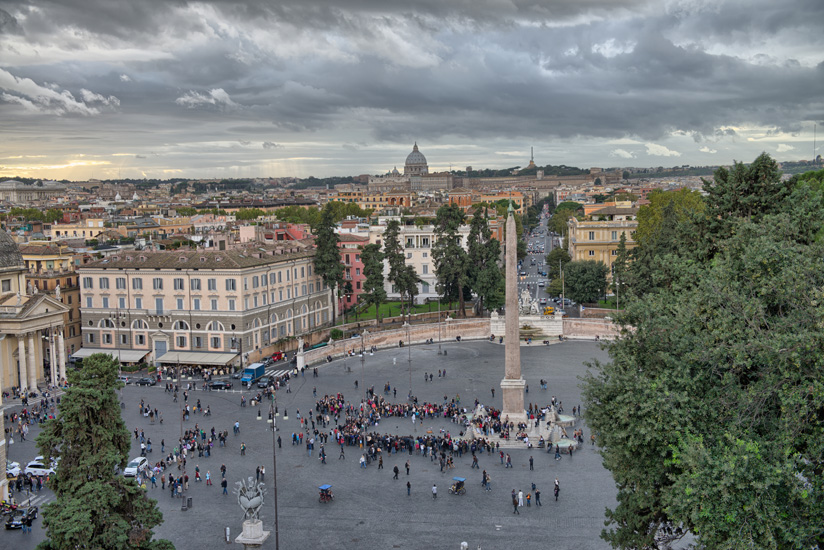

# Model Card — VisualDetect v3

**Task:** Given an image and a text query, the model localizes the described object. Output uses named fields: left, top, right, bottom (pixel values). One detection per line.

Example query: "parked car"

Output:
left=24, top=457, right=56, bottom=477
left=257, top=376, right=270, bottom=389
left=134, top=377, right=156, bottom=386
left=6, top=460, right=21, bottom=479
left=118, top=375, right=130, bottom=385
left=209, top=381, right=233, bottom=390
left=123, top=457, right=148, bottom=478
left=5, top=506, right=37, bottom=530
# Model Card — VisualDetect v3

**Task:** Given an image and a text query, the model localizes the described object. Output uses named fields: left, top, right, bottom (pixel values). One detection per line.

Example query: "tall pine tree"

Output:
left=382, top=219, right=408, bottom=318
left=312, top=203, right=344, bottom=325
left=432, top=204, right=469, bottom=317
left=467, top=207, right=503, bottom=313
left=359, top=243, right=387, bottom=324
left=36, top=354, right=174, bottom=550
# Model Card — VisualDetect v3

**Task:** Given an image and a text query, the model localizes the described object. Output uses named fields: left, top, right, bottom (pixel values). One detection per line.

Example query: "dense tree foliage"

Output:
left=235, top=207, right=268, bottom=220
left=562, top=260, right=608, bottom=304
left=36, top=354, right=173, bottom=550
left=382, top=219, right=420, bottom=319
left=275, top=201, right=372, bottom=228
left=582, top=153, right=824, bottom=550
left=467, top=207, right=504, bottom=313
left=359, top=243, right=387, bottom=324
left=6, top=207, right=64, bottom=223
left=548, top=201, right=582, bottom=235
left=433, top=205, right=470, bottom=317
left=312, top=203, right=344, bottom=325
left=545, top=247, right=571, bottom=277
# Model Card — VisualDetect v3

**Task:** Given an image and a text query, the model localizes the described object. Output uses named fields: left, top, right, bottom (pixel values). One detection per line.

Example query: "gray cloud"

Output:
left=0, top=0, right=822, bottom=178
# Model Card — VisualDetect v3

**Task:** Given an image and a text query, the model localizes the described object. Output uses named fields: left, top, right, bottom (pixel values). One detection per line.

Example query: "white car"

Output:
left=6, top=460, right=21, bottom=479
left=24, top=456, right=56, bottom=477
left=123, top=457, right=148, bottom=478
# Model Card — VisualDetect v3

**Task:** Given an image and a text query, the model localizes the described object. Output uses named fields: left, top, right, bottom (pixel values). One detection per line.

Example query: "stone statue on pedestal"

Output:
left=235, top=477, right=266, bottom=521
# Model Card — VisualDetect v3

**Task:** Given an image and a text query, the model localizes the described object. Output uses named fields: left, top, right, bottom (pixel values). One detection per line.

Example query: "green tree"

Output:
left=35, top=353, right=173, bottom=550
left=545, top=277, right=563, bottom=298
left=563, top=260, right=608, bottom=304
left=383, top=219, right=409, bottom=318
left=235, top=207, right=267, bottom=221
left=611, top=231, right=629, bottom=301
left=433, top=204, right=470, bottom=317
left=701, top=152, right=792, bottom=257
left=634, top=188, right=705, bottom=247
left=545, top=247, right=571, bottom=276
left=467, top=207, right=504, bottom=313
left=312, top=203, right=344, bottom=325
left=583, top=154, right=824, bottom=549
left=175, top=206, right=198, bottom=216
left=622, top=170, right=630, bottom=180
left=548, top=201, right=581, bottom=235
left=359, top=243, right=387, bottom=324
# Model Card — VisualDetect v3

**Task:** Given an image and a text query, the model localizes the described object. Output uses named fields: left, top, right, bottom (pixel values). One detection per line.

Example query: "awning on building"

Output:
left=156, top=351, right=238, bottom=366
left=71, top=348, right=149, bottom=363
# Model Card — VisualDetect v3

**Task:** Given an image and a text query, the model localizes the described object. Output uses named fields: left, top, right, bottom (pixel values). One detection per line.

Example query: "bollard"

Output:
left=187, top=497, right=193, bottom=509
left=225, top=527, right=230, bottom=543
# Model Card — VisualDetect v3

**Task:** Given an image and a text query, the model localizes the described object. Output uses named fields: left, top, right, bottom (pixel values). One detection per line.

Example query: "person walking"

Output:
left=260, top=466, right=265, bottom=481
left=206, top=471, right=212, bottom=486
left=518, top=489, right=524, bottom=507
left=512, top=493, right=520, bottom=514
left=360, top=454, right=367, bottom=468
left=407, top=481, right=411, bottom=496
left=161, top=474, right=166, bottom=490
left=554, top=478, right=560, bottom=501
left=535, top=489, right=542, bottom=506
left=432, top=484, right=437, bottom=499
left=405, top=460, right=410, bottom=475
left=240, top=442, right=247, bottom=456
left=471, top=455, right=479, bottom=469
left=256, top=466, right=260, bottom=482
left=221, top=478, right=228, bottom=495
left=506, top=454, right=512, bottom=468
left=529, top=456, right=534, bottom=470
left=393, top=465, right=399, bottom=480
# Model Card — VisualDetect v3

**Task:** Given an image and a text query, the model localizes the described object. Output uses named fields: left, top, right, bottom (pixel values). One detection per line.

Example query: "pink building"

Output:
left=338, top=234, right=369, bottom=312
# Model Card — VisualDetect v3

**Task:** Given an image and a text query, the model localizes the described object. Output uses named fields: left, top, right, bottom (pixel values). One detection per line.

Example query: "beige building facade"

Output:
left=567, top=205, right=638, bottom=273
left=77, top=242, right=333, bottom=367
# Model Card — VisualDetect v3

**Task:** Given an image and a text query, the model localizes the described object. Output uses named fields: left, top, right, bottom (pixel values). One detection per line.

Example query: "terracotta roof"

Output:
left=82, top=242, right=314, bottom=270
left=337, top=234, right=370, bottom=242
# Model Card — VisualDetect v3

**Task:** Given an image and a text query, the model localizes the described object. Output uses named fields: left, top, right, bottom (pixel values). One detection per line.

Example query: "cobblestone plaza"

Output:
left=4, top=339, right=617, bottom=549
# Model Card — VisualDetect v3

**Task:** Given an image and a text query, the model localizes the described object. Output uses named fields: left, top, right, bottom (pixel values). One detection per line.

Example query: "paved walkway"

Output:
left=4, top=340, right=616, bottom=550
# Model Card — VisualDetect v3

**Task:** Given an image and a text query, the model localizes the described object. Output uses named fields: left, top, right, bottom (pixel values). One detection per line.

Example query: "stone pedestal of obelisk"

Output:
left=501, top=202, right=527, bottom=425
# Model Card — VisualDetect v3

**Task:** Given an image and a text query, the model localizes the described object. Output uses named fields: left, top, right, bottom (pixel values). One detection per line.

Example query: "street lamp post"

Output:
left=406, top=322, right=412, bottom=396
left=437, top=298, right=442, bottom=355
left=177, top=359, right=186, bottom=510
left=268, top=393, right=280, bottom=549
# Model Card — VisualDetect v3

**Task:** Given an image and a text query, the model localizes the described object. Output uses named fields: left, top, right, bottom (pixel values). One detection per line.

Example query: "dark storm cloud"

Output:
left=0, top=0, right=822, bottom=177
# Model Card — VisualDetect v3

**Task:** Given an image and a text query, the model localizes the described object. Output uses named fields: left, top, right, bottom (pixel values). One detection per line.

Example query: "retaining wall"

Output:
left=303, top=318, right=492, bottom=366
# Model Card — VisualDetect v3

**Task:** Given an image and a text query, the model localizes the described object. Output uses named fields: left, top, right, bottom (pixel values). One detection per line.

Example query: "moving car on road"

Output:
left=208, top=380, right=233, bottom=390
left=24, top=457, right=56, bottom=477
left=123, top=457, right=148, bottom=478
left=135, top=377, right=156, bottom=386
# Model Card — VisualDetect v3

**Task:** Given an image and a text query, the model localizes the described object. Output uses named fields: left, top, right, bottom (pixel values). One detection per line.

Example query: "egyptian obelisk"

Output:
left=501, top=201, right=526, bottom=423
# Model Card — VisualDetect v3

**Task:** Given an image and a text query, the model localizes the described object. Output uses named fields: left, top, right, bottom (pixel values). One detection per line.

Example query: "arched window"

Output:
left=253, top=318, right=260, bottom=328
left=173, top=320, right=190, bottom=331
left=99, top=319, right=115, bottom=328
left=131, top=319, right=148, bottom=329
left=206, top=321, right=225, bottom=331
left=270, top=313, right=278, bottom=324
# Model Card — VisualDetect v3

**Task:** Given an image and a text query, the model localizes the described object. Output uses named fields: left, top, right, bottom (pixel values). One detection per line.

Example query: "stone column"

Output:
left=57, top=328, right=67, bottom=383
left=49, top=329, right=57, bottom=386
left=17, top=335, right=28, bottom=393
left=27, top=332, right=38, bottom=391
left=501, top=203, right=526, bottom=424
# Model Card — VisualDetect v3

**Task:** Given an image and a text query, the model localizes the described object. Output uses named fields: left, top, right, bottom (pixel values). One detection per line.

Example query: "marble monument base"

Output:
left=235, top=519, right=270, bottom=548
left=500, top=377, right=527, bottom=425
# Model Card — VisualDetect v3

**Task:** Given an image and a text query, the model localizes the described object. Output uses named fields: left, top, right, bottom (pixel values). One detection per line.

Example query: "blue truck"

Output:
left=241, top=363, right=266, bottom=387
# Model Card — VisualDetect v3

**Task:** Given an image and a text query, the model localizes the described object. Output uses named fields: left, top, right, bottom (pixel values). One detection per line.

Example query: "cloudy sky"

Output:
left=1, top=0, right=823, bottom=180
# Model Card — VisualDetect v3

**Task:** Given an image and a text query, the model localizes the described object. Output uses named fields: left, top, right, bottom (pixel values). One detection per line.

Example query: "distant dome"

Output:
left=392, top=166, right=400, bottom=176
left=133, top=192, right=140, bottom=201
left=0, top=230, right=23, bottom=270
left=404, top=142, right=428, bottom=176
left=115, top=192, right=122, bottom=201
